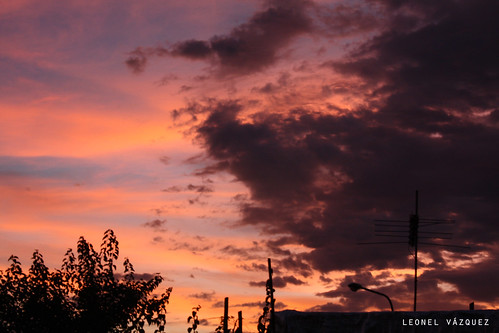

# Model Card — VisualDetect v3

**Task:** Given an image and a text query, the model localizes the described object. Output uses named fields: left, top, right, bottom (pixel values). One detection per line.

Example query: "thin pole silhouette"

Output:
left=237, top=311, right=243, bottom=333
left=223, top=297, right=228, bottom=333
left=414, top=190, right=418, bottom=312
left=268, top=258, right=276, bottom=333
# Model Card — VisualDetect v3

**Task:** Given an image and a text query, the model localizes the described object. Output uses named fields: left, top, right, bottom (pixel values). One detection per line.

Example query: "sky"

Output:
left=1, top=0, right=498, bottom=331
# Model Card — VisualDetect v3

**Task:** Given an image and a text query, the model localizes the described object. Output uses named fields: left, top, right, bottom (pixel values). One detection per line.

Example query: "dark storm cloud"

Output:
left=275, top=255, right=313, bottom=278
left=205, top=0, right=312, bottom=75
left=179, top=0, right=499, bottom=310
left=197, top=102, right=496, bottom=276
left=129, top=0, right=499, bottom=310
left=126, top=0, right=313, bottom=76
left=171, top=40, right=213, bottom=60
left=314, top=1, right=380, bottom=37
left=312, top=271, right=410, bottom=312
left=422, top=258, right=499, bottom=303
left=313, top=269, right=478, bottom=311
left=181, top=91, right=497, bottom=282
left=126, top=0, right=382, bottom=77
left=331, top=0, right=499, bottom=123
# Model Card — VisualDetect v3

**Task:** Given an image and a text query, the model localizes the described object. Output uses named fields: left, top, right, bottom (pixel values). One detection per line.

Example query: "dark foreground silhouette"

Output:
left=0, top=229, right=172, bottom=333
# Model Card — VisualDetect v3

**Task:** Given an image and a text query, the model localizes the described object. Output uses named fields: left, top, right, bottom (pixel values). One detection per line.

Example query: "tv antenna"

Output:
left=359, top=190, right=469, bottom=311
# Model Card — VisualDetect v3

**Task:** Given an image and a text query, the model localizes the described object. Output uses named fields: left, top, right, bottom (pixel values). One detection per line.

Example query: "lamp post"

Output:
left=348, top=282, right=394, bottom=312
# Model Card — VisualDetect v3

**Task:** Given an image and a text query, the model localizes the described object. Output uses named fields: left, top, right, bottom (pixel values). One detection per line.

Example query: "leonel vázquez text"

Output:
left=402, top=318, right=489, bottom=326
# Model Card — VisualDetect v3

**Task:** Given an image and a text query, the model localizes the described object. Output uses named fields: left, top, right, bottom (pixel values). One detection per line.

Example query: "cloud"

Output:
left=127, top=0, right=314, bottom=76
left=162, top=186, right=182, bottom=193
left=168, top=237, right=213, bottom=254
left=159, top=156, right=171, bottom=165
left=171, top=39, right=213, bottom=60
left=219, top=243, right=265, bottom=261
left=237, top=262, right=268, bottom=272
left=152, top=236, right=164, bottom=243
left=0, top=155, right=101, bottom=182
left=189, top=291, right=216, bottom=301
left=422, top=258, right=499, bottom=303
left=329, top=0, right=499, bottom=124
left=142, top=219, right=167, bottom=232
left=249, top=275, right=306, bottom=288
left=191, top=0, right=497, bottom=309
left=115, top=272, right=157, bottom=281
left=125, top=50, right=147, bottom=74
left=274, top=255, right=313, bottom=278
left=126, top=0, right=386, bottom=77
left=198, top=319, right=210, bottom=326
left=133, top=0, right=499, bottom=311
left=189, top=93, right=499, bottom=276
left=187, top=184, right=214, bottom=194
left=125, top=46, right=168, bottom=73
left=311, top=264, right=499, bottom=312
left=211, top=299, right=288, bottom=310
left=160, top=183, right=214, bottom=205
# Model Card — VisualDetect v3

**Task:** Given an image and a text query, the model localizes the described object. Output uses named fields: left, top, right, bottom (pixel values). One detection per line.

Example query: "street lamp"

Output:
left=348, top=282, right=394, bottom=312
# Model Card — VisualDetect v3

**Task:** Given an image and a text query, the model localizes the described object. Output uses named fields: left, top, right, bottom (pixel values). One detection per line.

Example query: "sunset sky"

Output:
left=1, top=0, right=498, bottom=331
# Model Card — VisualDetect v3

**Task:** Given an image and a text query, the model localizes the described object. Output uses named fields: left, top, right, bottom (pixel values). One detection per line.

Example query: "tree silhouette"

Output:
left=187, top=305, right=201, bottom=333
left=0, top=229, right=172, bottom=333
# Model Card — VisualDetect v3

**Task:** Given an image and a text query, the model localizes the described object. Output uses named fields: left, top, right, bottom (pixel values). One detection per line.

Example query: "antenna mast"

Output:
left=413, top=190, right=419, bottom=311
left=359, top=190, right=468, bottom=312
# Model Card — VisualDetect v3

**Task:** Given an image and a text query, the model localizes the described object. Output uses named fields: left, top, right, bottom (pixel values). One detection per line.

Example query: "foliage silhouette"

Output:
left=187, top=305, right=201, bottom=333
left=0, top=229, right=172, bottom=333
left=214, top=314, right=236, bottom=333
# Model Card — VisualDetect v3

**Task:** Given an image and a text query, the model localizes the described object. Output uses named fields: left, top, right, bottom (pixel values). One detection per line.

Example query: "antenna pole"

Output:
left=365, top=191, right=464, bottom=312
left=414, top=190, right=418, bottom=312
left=268, top=258, right=276, bottom=333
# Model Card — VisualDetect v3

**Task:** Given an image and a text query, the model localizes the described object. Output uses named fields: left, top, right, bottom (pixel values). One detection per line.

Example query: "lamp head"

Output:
left=348, top=282, right=363, bottom=292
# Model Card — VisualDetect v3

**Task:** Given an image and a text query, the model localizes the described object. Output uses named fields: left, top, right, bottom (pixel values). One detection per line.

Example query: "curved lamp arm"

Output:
left=348, top=283, right=394, bottom=312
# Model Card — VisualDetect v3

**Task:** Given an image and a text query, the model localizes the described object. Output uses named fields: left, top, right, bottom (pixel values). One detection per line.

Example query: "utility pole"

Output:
left=268, top=258, right=276, bottom=333
left=223, top=297, right=229, bottom=333
left=237, top=311, right=243, bottom=333
left=412, top=190, right=419, bottom=311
